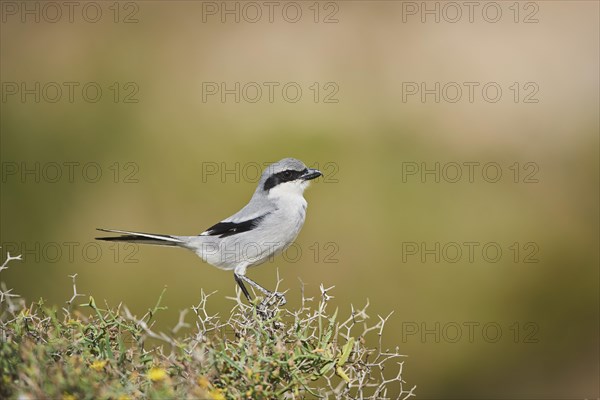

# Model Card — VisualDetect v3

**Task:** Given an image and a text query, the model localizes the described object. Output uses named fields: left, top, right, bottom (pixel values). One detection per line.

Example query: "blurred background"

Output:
left=1, top=1, right=598, bottom=398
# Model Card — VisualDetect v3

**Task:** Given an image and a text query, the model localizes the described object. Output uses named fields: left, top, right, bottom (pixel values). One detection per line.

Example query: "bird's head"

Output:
left=258, top=158, right=322, bottom=199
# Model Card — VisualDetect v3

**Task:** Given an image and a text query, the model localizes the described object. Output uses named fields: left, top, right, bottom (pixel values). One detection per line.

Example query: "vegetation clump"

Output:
left=0, top=252, right=416, bottom=399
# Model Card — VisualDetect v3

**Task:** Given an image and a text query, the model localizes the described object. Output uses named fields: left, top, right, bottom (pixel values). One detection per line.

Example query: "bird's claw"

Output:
left=256, top=294, right=285, bottom=324
left=259, top=291, right=286, bottom=308
left=272, top=291, right=287, bottom=305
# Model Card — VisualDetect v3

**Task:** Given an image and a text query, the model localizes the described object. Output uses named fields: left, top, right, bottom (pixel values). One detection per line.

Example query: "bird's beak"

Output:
left=301, top=168, right=322, bottom=181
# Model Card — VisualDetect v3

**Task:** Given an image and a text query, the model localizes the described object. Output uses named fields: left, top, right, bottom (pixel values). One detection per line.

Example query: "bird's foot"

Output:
left=259, top=291, right=286, bottom=308
left=272, top=291, right=287, bottom=306
left=256, top=291, right=286, bottom=321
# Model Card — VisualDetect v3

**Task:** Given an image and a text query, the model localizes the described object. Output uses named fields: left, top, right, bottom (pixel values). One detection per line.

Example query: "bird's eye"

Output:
left=283, top=170, right=292, bottom=179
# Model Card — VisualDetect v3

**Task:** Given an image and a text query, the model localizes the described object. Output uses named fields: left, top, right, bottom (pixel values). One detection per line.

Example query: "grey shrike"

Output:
left=96, top=158, right=321, bottom=305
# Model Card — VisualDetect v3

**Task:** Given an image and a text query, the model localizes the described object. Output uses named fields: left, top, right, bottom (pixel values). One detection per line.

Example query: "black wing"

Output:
left=201, top=214, right=268, bottom=238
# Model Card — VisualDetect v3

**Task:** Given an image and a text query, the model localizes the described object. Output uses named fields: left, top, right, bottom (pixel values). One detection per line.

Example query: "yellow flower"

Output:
left=90, top=360, right=107, bottom=372
left=209, top=389, right=225, bottom=400
left=148, top=367, right=167, bottom=382
left=62, top=394, right=76, bottom=400
left=197, top=376, right=210, bottom=389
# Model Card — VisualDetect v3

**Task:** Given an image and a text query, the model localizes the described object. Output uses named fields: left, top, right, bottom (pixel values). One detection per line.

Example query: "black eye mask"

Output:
left=263, top=168, right=308, bottom=191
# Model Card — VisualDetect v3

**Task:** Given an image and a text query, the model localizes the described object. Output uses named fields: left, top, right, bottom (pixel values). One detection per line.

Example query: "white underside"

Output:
left=185, top=180, right=311, bottom=275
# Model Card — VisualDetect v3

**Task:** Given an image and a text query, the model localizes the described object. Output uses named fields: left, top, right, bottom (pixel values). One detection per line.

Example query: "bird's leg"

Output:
left=234, top=273, right=286, bottom=306
left=239, top=274, right=270, bottom=296
left=234, top=273, right=252, bottom=302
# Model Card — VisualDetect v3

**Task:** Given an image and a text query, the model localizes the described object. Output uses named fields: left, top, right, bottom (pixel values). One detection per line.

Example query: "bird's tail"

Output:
left=96, top=228, right=183, bottom=247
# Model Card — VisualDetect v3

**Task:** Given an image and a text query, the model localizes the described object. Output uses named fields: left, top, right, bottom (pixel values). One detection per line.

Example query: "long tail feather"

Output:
left=96, top=228, right=182, bottom=247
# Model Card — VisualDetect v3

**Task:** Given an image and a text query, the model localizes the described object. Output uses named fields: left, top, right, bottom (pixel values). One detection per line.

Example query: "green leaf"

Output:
left=337, top=337, right=354, bottom=367
left=336, top=365, right=351, bottom=383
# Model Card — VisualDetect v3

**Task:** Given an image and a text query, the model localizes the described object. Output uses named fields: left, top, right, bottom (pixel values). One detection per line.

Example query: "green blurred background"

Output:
left=1, top=1, right=598, bottom=398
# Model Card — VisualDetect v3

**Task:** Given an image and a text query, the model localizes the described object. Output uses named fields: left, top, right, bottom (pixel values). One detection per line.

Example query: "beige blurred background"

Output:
left=1, top=1, right=598, bottom=398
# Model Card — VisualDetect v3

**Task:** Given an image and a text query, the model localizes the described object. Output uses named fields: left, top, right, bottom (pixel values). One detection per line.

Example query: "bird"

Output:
left=96, top=158, right=322, bottom=306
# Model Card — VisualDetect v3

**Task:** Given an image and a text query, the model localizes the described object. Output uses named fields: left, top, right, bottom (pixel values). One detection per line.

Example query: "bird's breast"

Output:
left=189, top=196, right=309, bottom=270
